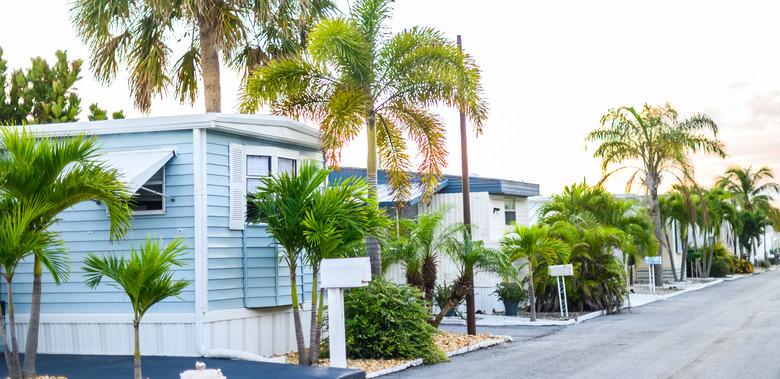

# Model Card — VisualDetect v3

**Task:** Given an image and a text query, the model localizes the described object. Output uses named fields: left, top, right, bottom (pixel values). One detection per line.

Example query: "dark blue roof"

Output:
left=328, top=167, right=539, bottom=202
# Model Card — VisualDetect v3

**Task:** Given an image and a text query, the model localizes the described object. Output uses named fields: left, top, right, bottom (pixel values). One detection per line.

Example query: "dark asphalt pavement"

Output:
left=389, top=271, right=780, bottom=379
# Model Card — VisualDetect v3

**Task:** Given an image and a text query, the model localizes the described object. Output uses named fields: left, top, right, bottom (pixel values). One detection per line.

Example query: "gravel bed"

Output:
left=282, top=331, right=502, bottom=373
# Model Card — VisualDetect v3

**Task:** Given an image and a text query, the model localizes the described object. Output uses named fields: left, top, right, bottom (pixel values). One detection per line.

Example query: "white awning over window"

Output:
left=101, top=149, right=175, bottom=193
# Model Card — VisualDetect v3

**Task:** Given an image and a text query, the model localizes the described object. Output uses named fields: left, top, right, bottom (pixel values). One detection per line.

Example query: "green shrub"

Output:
left=343, top=280, right=446, bottom=364
left=760, top=259, right=771, bottom=269
left=709, top=258, right=729, bottom=278
left=493, top=282, right=528, bottom=303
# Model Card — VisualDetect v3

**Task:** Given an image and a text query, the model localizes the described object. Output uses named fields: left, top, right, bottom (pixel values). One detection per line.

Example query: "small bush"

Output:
left=343, top=280, right=446, bottom=364
left=760, top=259, right=772, bottom=269
left=709, top=258, right=729, bottom=278
left=735, top=259, right=754, bottom=274
left=493, top=282, right=528, bottom=303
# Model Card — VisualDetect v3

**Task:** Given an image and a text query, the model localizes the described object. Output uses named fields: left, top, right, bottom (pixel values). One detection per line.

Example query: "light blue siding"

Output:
left=205, top=131, right=315, bottom=310
left=2, top=130, right=196, bottom=314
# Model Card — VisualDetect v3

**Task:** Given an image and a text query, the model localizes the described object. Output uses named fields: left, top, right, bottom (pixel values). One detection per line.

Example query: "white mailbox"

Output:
left=320, top=257, right=372, bottom=368
left=321, top=257, right=371, bottom=288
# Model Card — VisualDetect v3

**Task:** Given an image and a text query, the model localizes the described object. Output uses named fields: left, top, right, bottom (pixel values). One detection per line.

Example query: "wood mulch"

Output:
left=282, top=331, right=502, bottom=373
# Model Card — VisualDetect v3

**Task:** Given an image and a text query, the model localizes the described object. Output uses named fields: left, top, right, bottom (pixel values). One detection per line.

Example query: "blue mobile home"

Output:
left=2, top=114, right=319, bottom=359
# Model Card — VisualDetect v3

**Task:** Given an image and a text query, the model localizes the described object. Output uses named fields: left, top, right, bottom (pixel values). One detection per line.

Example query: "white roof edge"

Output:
left=15, top=113, right=320, bottom=141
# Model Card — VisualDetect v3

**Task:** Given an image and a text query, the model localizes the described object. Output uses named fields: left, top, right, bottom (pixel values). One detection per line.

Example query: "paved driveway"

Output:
left=388, top=271, right=780, bottom=379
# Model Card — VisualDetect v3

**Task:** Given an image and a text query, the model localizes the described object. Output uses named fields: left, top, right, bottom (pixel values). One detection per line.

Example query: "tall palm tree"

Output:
left=0, top=198, right=67, bottom=379
left=501, top=223, right=571, bottom=322
left=83, top=237, right=190, bottom=379
left=70, top=0, right=335, bottom=112
left=382, top=210, right=454, bottom=303
left=247, top=161, right=328, bottom=365
left=587, top=103, right=726, bottom=285
left=241, top=0, right=488, bottom=277
left=0, top=128, right=133, bottom=378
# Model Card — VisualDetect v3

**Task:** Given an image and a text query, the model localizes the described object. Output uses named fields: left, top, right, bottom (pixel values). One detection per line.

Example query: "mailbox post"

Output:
left=320, top=257, right=371, bottom=368
left=548, top=264, right=574, bottom=318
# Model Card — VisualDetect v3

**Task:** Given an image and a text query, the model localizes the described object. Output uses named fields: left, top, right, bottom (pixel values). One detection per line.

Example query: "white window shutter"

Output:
left=229, top=143, right=246, bottom=230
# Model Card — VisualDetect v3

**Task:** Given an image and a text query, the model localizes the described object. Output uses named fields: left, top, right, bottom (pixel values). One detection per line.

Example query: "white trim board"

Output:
left=19, top=113, right=321, bottom=149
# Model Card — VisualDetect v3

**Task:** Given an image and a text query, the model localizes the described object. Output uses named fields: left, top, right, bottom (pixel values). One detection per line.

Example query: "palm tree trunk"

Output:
left=197, top=13, right=222, bottom=113
left=431, top=275, right=469, bottom=327
left=663, top=225, right=679, bottom=281
left=133, top=319, right=142, bottom=379
left=680, top=231, right=689, bottom=280
left=421, top=256, right=437, bottom=304
left=307, top=270, right=319, bottom=365
left=528, top=264, right=536, bottom=322
left=312, top=288, right=325, bottom=364
left=365, top=113, right=381, bottom=278
left=22, top=257, right=42, bottom=378
left=0, top=289, right=15, bottom=379
left=6, top=278, right=22, bottom=379
left=465, top=263, right=476, bottom=335
left=289, top=267, right=309, bottom=365
left=647, top=177, right=665, bottom=286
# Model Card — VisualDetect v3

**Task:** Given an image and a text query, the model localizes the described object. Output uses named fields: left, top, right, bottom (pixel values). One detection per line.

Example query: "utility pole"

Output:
left=457, top=35, right=476, bottom=336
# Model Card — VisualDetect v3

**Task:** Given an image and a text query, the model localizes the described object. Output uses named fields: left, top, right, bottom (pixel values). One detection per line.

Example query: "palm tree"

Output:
left=300, top=174, right=387, bottom=364
left=241, top=0, right=488, bottom=277
left=70, top=0, right=335, bottom=112
left=717, top=166, right=780, bottom=262
left=0, top=198, right=67, bottom=379
left=501, top=223, right=571, bottom=322
left=83, top=237, right=190, bottom=379
left=247, top=161, right=328, bottom=365
left=717, top=166, right=779, bottom=211
left=587, top=103, right=726, bottom=285
left=0, top=128, right=133, bottom=378
left=382, top=210, right=454, bottom=303
left=430, top=227, right=511, bottom=327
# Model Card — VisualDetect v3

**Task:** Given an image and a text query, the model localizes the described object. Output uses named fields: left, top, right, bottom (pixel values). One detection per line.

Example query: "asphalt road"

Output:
left=388, top=271, right=780, bottom=379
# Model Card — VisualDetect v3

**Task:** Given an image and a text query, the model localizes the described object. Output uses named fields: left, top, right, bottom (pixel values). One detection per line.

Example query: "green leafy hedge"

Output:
left=343, top=280, right=446, bottom=364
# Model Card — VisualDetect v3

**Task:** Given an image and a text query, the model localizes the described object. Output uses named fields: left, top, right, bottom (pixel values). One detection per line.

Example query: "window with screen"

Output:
left=504, top=197, right=516, bottom=225
left=132, top=167, right=165, bottom=214
left=278, top=157, right=297, bottom=176
left=246, top=155, right=271, bottom=194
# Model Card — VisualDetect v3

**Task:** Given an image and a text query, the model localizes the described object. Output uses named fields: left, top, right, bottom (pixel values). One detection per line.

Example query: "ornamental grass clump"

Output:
left=343, top=280, right=446, bottom=364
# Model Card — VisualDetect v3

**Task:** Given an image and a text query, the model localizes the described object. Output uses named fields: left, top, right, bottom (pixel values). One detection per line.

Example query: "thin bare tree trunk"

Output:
left=133, top=319, right=142, bottom=379
left=465, top=263, right=476, bottom=335
left=431, top=276, right=470, bottom=327
left=365, top=113, right=381, bottom=278
left=528, top=264, right=536, bottom=322
left=0, top=289, right=15, bottom=378
left=289, top=267, right=309, bottom=365
left=663, top=226, right=679, bottom=281
left=22, top=258, right=42, bottom=378
left=680, top=232, right=689, bottom=280
left=197, top=13, right=222, bottom=113
left=312, top=288, right=325, bottom=364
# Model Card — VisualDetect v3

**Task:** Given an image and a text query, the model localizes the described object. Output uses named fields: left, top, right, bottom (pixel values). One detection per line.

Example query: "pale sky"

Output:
left=2, top=0, right=779, bottom=196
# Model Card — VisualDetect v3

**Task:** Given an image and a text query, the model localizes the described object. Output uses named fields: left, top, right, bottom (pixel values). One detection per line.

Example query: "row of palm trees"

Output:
left=660, top=166, right=779, bottom=280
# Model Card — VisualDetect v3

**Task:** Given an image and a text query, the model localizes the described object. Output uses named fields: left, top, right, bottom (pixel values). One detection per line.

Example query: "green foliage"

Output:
left=83, top=237, right=190, bottom=321
left=87, top=103, right=125, bottom=121
left=493, top=282, right=528, bottom=303
left=382, top=209, right=454, bottom=301
left=434, top=282, right=462, bottom=315
left=242, top=0, right=487, bottom=201
left=343, top=280, right=446, bottom=364
left=0, top=47, right=122, bottom=125
left=71, top=0, right=335, bottom=111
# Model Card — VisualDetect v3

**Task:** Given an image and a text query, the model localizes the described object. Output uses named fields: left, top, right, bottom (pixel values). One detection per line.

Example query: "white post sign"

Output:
left=548, top=264, right=573, bottom=318
left=643, top=256, right=662, bottom=295
left=320, top=257, right=371, bottom=368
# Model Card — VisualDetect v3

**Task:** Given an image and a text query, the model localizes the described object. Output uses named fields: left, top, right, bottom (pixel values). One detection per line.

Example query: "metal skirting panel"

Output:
left=207, top=308, right=311, bottom=357
left=10, top=320, right=197, bottom=356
